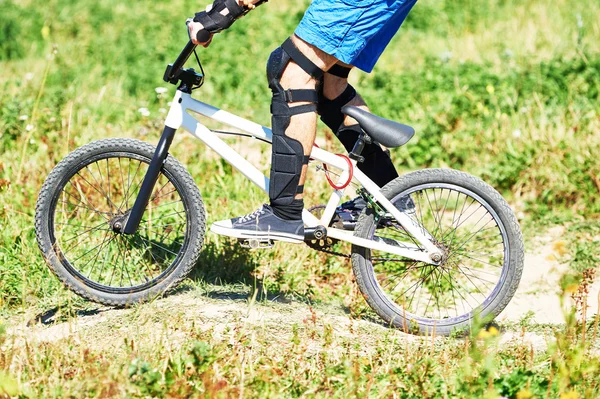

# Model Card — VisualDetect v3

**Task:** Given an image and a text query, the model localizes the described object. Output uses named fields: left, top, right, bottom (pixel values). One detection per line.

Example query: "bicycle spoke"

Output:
left=91, top=235, right=117, bottom=283
left=84, top=230, right=113, bottom=280
left=141, top=209, right=186, bottom=222
left=64, top=183, right=111, bottom=220
left=120, top=159, right=143, bottom=211
left=61, top=223, right=110, bottom=255
left=51, top=154, right=189, bottom=290
left=77, top=168, right=120, bottom=213
left=367, top=182, right=508, bottom=323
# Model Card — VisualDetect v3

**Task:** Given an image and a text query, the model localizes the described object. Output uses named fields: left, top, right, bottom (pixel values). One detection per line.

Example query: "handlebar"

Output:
left=187, top=18, right=212, bottom=45
left=168, top=40, right=197, bottom=81
left=166, top=19, right=202, bottom=82
left=164, top=19, right=211, bottom=85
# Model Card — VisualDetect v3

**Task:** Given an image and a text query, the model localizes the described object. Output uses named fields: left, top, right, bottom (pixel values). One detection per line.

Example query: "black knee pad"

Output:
left=266, top=38, right=323, bottom=207
left=337, top=125, right=399, bottom=188
left=317, top=64, right=355, bottom=132
left=328, top=64, right=352, bottom=79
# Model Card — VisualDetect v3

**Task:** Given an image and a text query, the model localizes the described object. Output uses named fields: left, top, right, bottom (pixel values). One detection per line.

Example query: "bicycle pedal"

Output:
left=238, top=238, right=275, bottom=249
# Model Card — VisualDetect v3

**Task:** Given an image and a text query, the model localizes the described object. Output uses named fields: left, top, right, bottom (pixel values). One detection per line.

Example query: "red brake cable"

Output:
left=312, top=143, right=354, bottom=190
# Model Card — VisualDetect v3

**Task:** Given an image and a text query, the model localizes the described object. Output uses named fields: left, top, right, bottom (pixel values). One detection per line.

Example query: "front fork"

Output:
left=122, top=125, right=177, bottom=235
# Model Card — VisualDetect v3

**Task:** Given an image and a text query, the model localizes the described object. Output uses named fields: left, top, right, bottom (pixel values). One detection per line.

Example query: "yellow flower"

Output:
left=516, top=389, right=533, bottom=399
left=565, top=284, right=579, bottom=294
left=560, top=391, right=579, bottom=399
left=552, top=240, right=568, bottom=256
left=486, top=85, right=495, bottom=95
left=41, top=25, right=50, bottom=40
left=477, top=329, right=491, bottom=339
left=488, top=326, right=499, bottom=337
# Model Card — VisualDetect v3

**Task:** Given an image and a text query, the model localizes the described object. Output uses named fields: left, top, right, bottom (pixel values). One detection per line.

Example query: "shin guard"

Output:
left=267, top=38, right=323, bottom=212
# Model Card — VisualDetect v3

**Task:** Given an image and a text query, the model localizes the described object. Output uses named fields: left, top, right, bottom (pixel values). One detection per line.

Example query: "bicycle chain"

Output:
left=305, top=205, right=408, bottom=262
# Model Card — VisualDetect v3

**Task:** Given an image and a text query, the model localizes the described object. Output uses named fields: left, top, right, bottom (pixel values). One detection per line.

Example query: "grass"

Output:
left=0, top=0, right=599, bottom=397
left=2, top=286, right=599, bottom=398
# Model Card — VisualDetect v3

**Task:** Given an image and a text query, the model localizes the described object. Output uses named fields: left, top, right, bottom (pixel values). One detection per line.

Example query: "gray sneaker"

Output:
left=211, top=204, right=304, bottom=243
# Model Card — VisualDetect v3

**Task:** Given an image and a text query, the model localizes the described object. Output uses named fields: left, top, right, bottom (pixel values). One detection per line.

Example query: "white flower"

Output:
left=138, top=108, right=150, bottom=117
left=26, top=124, right=34, bottom=131
left=512, top=129, right=522, bottom=138
left=155, top=87, right=168, bottom=94
left=159, top=108, right=167, bottom=114
left=167, top=102, right=172, bottom=107
left=18, top=115, right=28, bottom=121
left=439, top=50, right=452, bottom=62
left=577, top=14, right=583, bottom=29
left=24, top=73, right=34, bottom=81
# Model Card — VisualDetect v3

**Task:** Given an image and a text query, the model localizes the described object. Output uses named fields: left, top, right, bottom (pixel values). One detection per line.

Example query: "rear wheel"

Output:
left=351, top=169, right=524, bottom=336
left=35, top=138, right=205, bottom=305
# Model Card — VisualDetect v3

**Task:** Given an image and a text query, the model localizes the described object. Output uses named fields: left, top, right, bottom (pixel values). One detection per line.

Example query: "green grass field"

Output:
left=1, top=0, right=600, bottom=397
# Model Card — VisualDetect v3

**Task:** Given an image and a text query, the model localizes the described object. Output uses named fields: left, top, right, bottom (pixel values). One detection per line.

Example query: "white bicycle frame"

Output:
left=164, top=90, right=443, bottom=265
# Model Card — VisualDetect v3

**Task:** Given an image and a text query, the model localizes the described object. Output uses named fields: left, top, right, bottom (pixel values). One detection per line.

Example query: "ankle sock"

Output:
left=270, top=199, right=304, bottom=221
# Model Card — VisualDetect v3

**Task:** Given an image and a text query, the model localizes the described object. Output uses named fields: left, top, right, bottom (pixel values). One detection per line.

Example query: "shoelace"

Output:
left=237, top=205, right=267, bottom=223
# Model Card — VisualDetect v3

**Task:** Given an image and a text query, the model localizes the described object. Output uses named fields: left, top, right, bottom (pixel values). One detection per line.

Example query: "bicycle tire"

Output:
left=351, top=168, right=524, bottom=336
left=35, top=138, right=206, bottom=306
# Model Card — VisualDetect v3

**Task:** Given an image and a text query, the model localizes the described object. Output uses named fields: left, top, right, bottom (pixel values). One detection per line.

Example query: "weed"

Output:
left=1, top=0, right=600, bottom=397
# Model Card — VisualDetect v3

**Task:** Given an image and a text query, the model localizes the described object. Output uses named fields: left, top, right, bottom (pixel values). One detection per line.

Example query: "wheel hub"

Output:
left=109, top=214, right=128, bottom=233
left=430, top=241, right=450, bottom=265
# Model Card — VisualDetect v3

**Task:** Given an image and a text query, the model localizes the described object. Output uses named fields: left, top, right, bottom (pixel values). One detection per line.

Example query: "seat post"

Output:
left=348, top=129, right=372, bottom=163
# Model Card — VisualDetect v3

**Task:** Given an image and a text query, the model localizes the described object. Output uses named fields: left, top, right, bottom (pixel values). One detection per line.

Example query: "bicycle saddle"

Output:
left=341, top=105, right=415, bottom=148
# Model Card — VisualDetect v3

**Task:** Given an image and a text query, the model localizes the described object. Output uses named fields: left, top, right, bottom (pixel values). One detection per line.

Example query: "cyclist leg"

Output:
left=268, top=35, right=338, bottom=219
left=211, top=35, right=338, bottom=242
left=299, top=0, right=417, bottom=189
left=212, top=0, right=418, bottom=241
left=300, top=0, right=418, bottom=224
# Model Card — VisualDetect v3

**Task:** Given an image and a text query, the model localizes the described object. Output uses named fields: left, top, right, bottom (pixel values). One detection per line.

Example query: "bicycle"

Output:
left=35, top=26, right=524, bottom=336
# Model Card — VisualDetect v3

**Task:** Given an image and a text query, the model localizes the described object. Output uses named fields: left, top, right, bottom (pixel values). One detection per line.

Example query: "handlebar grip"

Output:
left=196, top=29, right=211, bottom=44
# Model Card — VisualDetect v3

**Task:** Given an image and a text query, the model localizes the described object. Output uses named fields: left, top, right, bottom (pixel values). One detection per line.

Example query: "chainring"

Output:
left=305, top=205, right=348, bottom=257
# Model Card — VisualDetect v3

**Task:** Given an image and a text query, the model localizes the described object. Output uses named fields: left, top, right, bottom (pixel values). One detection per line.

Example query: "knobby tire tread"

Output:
left=351, top=168, right=524, bottom=336
left=35, top=138, right=206, bottom=306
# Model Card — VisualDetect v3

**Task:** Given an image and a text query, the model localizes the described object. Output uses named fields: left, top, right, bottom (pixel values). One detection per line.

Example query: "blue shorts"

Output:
left=295, top=0, right=417, bottom=73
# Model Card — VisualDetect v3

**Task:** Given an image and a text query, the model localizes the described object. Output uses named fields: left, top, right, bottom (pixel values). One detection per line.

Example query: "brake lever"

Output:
left=186, top=18, right=194, bottom=41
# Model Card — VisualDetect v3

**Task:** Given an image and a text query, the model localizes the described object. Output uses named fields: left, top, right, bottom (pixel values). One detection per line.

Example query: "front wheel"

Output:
left=351, top=169, right=524, bottom=336
left=35, top=138, right=206, bottom=306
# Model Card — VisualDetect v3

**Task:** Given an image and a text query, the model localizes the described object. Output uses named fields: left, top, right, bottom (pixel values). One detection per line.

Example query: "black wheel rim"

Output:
left=367, top=183, right=509, bottom=326
left=48, top=152, right=191, bottom=293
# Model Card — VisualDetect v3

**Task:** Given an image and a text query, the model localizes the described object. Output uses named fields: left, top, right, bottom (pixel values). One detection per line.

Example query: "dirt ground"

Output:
left=5, top=226, right=599, bottom=355
left=500, top=226, right=600, bottom=324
